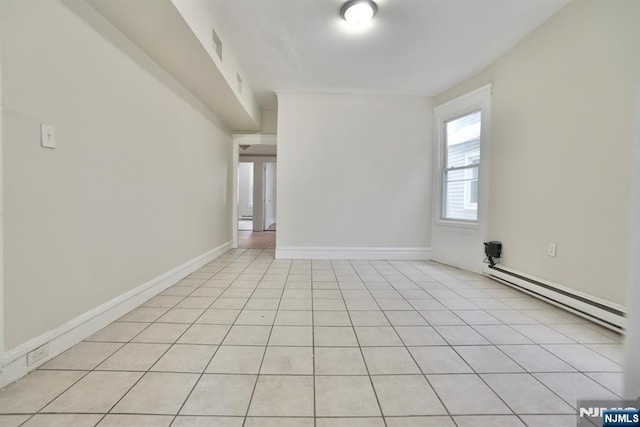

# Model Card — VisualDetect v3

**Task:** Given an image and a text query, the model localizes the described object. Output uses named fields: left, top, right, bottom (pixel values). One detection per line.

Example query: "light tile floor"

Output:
left=0, top=249, right=624, bottom=426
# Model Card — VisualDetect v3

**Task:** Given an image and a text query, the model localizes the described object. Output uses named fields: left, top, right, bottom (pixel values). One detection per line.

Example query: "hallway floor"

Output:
left=238, top=231, right=276, bottom=249
left=0, top=249, right=624, bottom=426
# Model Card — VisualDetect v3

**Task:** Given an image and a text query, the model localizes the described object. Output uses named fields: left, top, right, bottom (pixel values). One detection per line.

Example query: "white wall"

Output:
left=624, top=68, right=640, bottom=398
left=276, top=93, right=432, bottom=258
left=238, top=162, right=253, bottom=218
left=2, top=0, right=233, bottom=349
left=434, top=0, right=640, bottom=305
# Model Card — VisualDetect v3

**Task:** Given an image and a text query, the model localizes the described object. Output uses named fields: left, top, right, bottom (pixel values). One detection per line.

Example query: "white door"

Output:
left=264, top=162, right=277, bottom=230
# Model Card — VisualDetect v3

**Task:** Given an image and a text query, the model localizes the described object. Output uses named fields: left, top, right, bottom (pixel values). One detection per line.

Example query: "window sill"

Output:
left=435, top=219, right=479, bottom=229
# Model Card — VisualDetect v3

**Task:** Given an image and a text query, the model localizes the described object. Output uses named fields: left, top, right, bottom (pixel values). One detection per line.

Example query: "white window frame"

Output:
left=433, top=84, right=491, bottom=228
left=463, top=151, right=480, bottom=211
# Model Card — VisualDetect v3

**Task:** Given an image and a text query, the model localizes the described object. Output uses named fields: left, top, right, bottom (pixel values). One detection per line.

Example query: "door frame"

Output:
left=231, top=133, right=276, bottom=248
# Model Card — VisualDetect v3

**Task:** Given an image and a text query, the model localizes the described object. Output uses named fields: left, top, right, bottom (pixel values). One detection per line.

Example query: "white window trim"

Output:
left=463, top=151, right=479, bottom=211
left=433, top=84, right=492, bottom=229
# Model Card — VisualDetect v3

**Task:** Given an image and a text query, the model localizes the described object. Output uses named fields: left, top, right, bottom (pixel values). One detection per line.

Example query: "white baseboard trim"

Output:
left=0, top=241, right=232, bottom=388
left=275, top=246, right=432, bottom=261
left=484, top=264, right=626, bottom=332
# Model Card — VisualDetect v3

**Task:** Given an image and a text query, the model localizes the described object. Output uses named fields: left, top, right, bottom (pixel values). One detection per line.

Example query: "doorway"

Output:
left=264, top=162, right=277, bottom=231
left=237, top=162, right=254, bottom=231
left=232, top=135, right=277, bottom=249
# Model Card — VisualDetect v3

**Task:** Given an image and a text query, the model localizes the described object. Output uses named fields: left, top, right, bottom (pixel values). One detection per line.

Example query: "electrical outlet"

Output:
left=548, top=242, right=557, bottom=257
left=40, top=124, right=56, bottom=149
left=26, top=344, right=49, bottom=366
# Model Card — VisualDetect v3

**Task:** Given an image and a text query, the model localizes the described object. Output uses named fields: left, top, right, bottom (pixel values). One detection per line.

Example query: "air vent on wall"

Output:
left=211, top=27, right=222, bottom=60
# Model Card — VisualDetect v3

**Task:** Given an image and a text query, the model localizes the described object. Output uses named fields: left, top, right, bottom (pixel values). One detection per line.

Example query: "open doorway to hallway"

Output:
left=235, top=138, right=277, bottom=249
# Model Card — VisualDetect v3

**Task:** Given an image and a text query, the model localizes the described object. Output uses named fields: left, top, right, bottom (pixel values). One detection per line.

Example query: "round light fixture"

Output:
left=341, top=0, right=377, bottom=25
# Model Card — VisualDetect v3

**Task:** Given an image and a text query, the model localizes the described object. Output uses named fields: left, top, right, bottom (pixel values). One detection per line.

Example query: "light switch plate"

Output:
left=41, top=124, right=56, bottom=149
left=548, top=242, right=557, bottom=257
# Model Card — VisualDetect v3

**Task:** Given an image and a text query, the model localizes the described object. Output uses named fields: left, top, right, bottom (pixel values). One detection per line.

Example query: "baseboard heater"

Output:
left=485, top=265, right=626, bottom=333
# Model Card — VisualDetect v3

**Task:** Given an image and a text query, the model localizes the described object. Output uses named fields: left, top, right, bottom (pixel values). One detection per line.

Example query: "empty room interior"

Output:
left=0, top=0, right=639, bottom=426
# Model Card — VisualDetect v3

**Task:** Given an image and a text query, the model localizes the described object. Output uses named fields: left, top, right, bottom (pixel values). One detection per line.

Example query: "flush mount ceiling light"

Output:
left=341, top=0, right=377, bottom=25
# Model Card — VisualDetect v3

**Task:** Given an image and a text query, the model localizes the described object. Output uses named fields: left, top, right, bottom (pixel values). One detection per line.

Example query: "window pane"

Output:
left=446, top=111, right=481, bottom=169
left=444, top=167, right=478, bottom=221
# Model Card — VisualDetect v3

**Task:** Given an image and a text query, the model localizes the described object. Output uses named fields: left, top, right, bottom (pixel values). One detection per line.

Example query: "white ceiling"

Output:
left=207, top=0, right=569, bottom=109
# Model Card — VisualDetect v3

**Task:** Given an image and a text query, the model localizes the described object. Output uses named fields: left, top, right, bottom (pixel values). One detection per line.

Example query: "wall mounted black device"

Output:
left=484, top=241, right=502, bottom=268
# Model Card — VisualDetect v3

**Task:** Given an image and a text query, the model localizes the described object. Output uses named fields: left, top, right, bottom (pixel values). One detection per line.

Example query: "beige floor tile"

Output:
left=245, top=298, right=280, bottom=310
left=518, top=415, right=578, bottom=427
left=433, top=325, right=490, bottom=345
left=426, top=374, right=510, bottom=415
left=394, top=326, right=447, bottom=346
left=497, top=345, right=576, bottom=372
left=121, top=307, right=170, bottom=322
left=157, top=308, right=205, bottom=323
left=173, top=416, right=243, bottom=427
left=0, top=370, right=85, bottom=413
left=346, top=299, right=381, bottom=310
left=384, top=311, right=428, bottom=326
left=354, top=327, right=403, bottom=346
left=350, top=311, right=390, bottom=326
left=510, top=325, right=575, bottom=344
left=248, top=375, right=314, bottom=416
left=274, top=310, right=313, bottom=326
left=151, top=344, right=217, bottom=373
left=473, top=325, right=533, bottom=344
left=97, top=414, right=173, bottom=426
left=0, top=415, right=30, bottom=427
left=97, top=343, right=170, bottom=371
left=533, top=372, right=620, bottom=407
left=142, top=296, right=183, bottom=308
left=314, top=326, right=358, bottom=346
left=132, top=323, right=189, bottom=343
left=372, top=375, right=446, bottom=416
left=418, top=311, right=464, bottom=326
left=317, top=417, right=385, bottom=426
left=244, top=417, right=313, bottom=427
left=409, top=299, right=447, bottom=310
left=362, top=347, right=420, bottom=374
left=586, top=372, right=624, bottom=396
left=408, top=346, right=472, bottom=374
left=481, top=373, right=575, bottom=414
left=181, top=374, right=256, bottom=416
left=313, top=311, right=352, bottom=326
left=43, top=371, right=141, bottom=412
left=178, top=324, right=231, bottom=345
left=278, top=299, right=312, bottom=310
left=235, top=310, right=277, bottom=325
left=542, top=344, right=623, bottom=372
left=87, top=322, right=149, bottom=342
left=113, top=372, right=199, bottom=414
left=453, top=415, right=525, bottom=426
left=260, top=346, right=313, bottom=374
left=377, top=299, right=414, bottom=311
left=222, top=325, right=271, bottom=345
left=196, top=309, right=240, bottom=325
left=315, top=376, right=381, bottom=417
left=314, top=299, right=347, bottom=311
left=385, top=416, right=456, bottom=426
left=211, top=298, right=248, bottom=309
left=41, top=342, right=122, bottom=370
left=268, top=326, right=312, bottom=346
left=176, top=297, right=216, bottom=309
left=206, top=346, right=265, bottom=374
left=22, top=414, right=103, bottom=427
left=315, top=347, right=368, bottom=375
left=454, top=346, right=524, bottom=373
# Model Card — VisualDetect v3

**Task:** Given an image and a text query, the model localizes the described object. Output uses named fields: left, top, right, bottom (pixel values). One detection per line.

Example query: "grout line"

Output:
left=239, top=253, right=291, bottom=427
